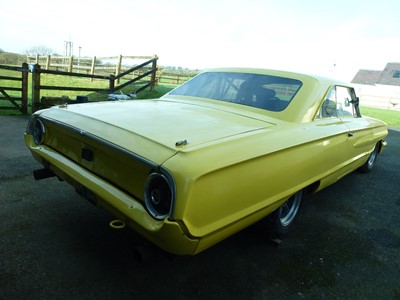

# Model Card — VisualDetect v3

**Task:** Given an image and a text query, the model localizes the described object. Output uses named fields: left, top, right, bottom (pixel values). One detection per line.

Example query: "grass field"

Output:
left=360, top=106, right=400, bottom=126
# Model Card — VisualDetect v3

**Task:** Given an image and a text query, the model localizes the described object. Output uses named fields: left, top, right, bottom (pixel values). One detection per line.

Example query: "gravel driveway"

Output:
left=1, top=115, right=399, bottom=299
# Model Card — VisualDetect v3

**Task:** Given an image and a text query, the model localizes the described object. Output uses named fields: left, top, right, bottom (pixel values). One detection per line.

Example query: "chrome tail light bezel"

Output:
left=144, top=171, right=175, bottom=221
left=26, top=115, right=46, bottom=145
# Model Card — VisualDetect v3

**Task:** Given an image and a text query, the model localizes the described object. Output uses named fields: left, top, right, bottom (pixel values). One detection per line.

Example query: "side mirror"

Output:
left=348, top=97, right=360, bottom=107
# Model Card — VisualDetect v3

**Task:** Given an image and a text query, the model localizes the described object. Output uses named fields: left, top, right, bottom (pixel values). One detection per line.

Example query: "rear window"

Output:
left=169, top=72, right=302, bottom=112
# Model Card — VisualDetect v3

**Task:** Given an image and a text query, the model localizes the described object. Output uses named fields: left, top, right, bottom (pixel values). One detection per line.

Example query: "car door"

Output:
left=313, top=87, right=351, bottom=185
left=335, top=86, right=375, bottom=168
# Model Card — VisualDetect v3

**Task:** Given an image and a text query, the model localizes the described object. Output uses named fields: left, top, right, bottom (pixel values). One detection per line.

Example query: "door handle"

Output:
left=348, top=132, right=354, bottom=137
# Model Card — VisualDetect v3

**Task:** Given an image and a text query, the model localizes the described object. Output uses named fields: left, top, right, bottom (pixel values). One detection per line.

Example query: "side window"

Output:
left=316, top=86, right=358, bottom=119
left=317, top=87, right=337, bottom=118
left=336, top=86, right=356, bottom=117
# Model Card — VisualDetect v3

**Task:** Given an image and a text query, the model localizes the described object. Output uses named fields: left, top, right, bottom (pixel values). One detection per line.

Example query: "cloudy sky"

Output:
left=1, top=0, right=399, bottom=80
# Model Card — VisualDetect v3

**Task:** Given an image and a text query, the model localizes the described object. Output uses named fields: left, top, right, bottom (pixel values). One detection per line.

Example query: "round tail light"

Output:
left=27, top=116, right=46, bottom=145
left=33, top=118, right=46, bottom=145
left=144, top=173, right=174, bottom=220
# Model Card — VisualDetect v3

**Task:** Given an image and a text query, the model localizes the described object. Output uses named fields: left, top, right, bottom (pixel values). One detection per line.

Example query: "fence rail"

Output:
left=359, top=94, right=400, bottom=110
left=31, top=56, right=158, bottom=112
left=157, top=73, right=193, bottom=85
left=26, top=54, right=156, bottom=76
left=0, top=55, right=158, bottom=113
left=0, top=63, right=28, bottom=113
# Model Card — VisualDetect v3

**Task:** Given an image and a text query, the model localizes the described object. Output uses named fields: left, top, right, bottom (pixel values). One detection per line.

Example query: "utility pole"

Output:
left=64, top=41, right=73, bottom=56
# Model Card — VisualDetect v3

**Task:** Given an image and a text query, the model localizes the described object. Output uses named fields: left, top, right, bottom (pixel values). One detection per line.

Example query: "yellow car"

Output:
left=25, top=68, right=388, bottom=255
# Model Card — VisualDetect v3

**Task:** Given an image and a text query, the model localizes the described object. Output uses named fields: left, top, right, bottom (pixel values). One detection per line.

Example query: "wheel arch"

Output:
left=305, top=181, right=321, bottom=195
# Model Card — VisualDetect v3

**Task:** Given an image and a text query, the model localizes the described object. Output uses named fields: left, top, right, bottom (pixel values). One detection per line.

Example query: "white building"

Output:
left=352, top=63, right=400, bottom=111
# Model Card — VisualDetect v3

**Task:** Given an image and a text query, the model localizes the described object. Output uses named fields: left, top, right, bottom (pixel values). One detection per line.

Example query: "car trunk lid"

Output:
left=40, top=99, right=275, bottom=164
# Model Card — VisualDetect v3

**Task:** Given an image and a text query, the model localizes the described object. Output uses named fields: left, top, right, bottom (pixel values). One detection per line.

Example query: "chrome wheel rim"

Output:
left=367, top=147, right=378, bottom=167
left=278, top=191, right=302, bottom=227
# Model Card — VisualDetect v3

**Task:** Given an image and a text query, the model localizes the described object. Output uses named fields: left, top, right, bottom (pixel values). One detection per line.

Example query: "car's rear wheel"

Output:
left=360, top=144, right=379, bottom=173
left=267, top=190, right=303, bottom=238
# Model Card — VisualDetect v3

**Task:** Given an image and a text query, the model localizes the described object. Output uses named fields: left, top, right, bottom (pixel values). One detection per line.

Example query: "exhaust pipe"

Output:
left=33, top=168, right=56, bottom=180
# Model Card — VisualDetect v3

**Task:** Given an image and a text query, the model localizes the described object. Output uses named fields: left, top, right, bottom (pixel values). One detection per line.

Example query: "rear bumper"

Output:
left=25, top=134, right=199, bottom=255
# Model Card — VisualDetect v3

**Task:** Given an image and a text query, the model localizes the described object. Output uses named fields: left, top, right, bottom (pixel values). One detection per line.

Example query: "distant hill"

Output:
left=0, top=51, right=26, bottom=65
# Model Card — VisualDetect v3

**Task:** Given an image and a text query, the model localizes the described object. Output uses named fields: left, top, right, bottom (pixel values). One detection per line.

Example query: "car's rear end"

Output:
left=25, top=105, right=201, bottom=255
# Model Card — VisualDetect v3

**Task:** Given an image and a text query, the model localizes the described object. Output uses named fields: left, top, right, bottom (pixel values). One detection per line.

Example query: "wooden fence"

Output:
left=157, top=73, right=193, bottom=85
left=0, top=56, right=157, bottom=113
left=359, top=94, right=400, bottom=110
left=0, top=63, right=28, bottom=113
left=31, top=56, right=158, bottom=112
left=26, top=54, right=156, bottom=77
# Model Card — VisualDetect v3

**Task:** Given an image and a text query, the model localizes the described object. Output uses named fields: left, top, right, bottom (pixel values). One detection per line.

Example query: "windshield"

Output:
left=169, top=72, right=303, bottom=112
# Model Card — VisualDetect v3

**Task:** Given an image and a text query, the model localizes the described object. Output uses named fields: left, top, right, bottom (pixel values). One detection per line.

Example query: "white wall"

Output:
left=353, top=84, right=400, bottom=110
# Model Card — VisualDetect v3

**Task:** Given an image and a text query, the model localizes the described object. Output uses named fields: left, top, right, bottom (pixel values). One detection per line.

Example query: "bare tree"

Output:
left=25, top=45, right=54, bottom=56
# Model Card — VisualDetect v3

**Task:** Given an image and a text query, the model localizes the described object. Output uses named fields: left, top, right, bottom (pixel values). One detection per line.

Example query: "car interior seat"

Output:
left=321, top=99, right=337, bottom=117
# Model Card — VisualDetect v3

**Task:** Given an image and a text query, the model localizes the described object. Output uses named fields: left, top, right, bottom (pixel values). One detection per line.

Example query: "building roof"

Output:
left=351, top=62, right=400, bottom=86
left=351, top=70, right=382, bottom=85
left=377, top=63, right=400, bottom=86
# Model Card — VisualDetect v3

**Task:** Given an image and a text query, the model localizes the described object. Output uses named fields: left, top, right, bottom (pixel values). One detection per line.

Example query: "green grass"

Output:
left=36, top=74, right=179, bottom=101
left=0, top=67, right=176, bottom=114
left=360, top=106, right=400, bottom=126
left=134, top=84, right=175, bottom=99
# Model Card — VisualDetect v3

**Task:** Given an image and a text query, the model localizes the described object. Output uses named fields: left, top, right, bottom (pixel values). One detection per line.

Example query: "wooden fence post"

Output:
left=32, top=64, right=41, bottom=113
left=115, top=55, right=122, bottom=84
left=90, top=56, right=96, bottom=82
left=68, top=56, right=73, bottom=72
left=109, top=74, right=115, bottom=93
left=21, top=63, right=29, bottom=114
left=46, top=55, right=51, bottom=70
left=150, top=55, right=158, bottom=91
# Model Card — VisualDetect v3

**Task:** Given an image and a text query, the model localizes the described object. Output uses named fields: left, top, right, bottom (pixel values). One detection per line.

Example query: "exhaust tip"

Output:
left=109, top=220, right=126, bottom=229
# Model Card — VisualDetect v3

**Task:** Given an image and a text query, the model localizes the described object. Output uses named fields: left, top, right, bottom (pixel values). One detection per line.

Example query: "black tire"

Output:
left=360, top=144, right=379, bottom=173
left=267, top=190, right=303, bottom=238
